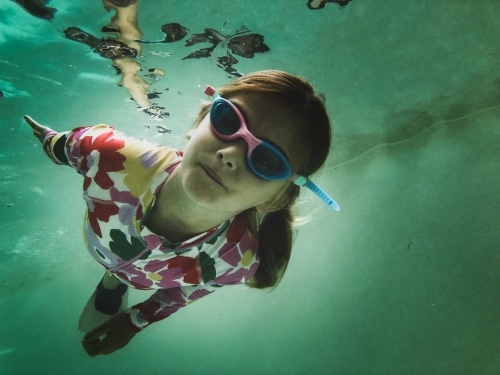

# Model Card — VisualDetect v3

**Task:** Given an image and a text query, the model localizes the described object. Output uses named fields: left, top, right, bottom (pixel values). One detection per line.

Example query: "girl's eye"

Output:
left=218, top=112, right=240, bottom=134
left=252, top=147, right=284, bottom=175
left=213, top=103, right=240, bottom=135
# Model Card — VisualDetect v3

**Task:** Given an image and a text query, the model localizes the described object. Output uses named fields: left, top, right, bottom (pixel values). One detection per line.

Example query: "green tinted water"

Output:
left=1, top=0, right=499, bottom=374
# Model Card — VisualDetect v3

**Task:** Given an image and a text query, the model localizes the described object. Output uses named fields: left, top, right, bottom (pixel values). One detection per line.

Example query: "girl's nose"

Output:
left=216, top=141, right=246, bottom=170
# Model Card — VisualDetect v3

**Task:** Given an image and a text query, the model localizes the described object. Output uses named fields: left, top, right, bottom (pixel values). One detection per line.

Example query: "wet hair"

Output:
left=193, top=70, right=332, bottom=289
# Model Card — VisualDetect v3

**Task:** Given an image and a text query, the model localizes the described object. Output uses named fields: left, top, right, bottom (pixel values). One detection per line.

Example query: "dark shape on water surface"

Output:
left=182, top=46, right=217, bottom=60
left=102, top=26, right=120, bottom=34
left=13, top=0, right=56, bottom=19
left=135, top=23, right=189, bottom=43
left=0, top=91, right=3, bottom=98
left=227, top=34, right=269, bottom=58
left=216, top=51, right=242, bottom=77
left=182, top=25, right=269, bottom=71
left=129, top=91, right=162, bottom=100
left=142, top=105, right=169, bottom=120
left=306, top=0, right=354, bottom=10
left=156, top=125, right=171, bottom=134
left=161, top=23, right=190, bottom=42
left=64, top=27, right=138, bottom=59
left=105, top=0, right=138, bottom=7
left=147, top=91, right=162, bottom=99
left=110, top=65, right=122, bottom=75
left=185, top=28, right=224, bottom=47
left=139, top=22, right=269, bottom=76
left=184, top=26, right=269, bottom=59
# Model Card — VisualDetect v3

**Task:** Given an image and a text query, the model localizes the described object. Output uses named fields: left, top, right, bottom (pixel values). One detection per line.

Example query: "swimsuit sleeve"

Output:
left=124, top=283, right=219, bottom=332
left=40, top=125, right=127, bottom=174
left=41, top=129, right=73, bottom=166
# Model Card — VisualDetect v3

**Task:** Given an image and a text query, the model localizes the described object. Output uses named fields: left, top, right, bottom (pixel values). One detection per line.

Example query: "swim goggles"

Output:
left=204, top=85, right=340, bottom=211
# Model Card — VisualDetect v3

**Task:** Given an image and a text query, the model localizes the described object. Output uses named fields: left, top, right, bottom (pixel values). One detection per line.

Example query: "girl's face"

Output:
left=180, top=91, right=308, bottom=215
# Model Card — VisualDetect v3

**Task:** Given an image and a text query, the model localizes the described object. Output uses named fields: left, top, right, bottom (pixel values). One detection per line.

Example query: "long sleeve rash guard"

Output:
left=42, top=125, right=259, bottom=331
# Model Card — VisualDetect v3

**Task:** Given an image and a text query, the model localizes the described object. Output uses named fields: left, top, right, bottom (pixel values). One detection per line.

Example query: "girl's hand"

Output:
left=23, top=115, right=52, bottom=143
left=81, top=311, right=138, bottom=357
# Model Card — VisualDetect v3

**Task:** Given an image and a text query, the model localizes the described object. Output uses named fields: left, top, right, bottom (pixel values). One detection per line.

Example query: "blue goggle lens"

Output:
left=251, top=145, right=287, bottom=177
left=212, top=102, right=240, bottom=135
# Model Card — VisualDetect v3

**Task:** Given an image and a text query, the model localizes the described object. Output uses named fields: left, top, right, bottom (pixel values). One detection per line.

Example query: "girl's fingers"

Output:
left=24, top=115, right=41, bottom=129
left=24, top=115, right=44, bottom=131
left=24, top=115, right=35, bottom=125
left=24, top=115, right=52, bottom=141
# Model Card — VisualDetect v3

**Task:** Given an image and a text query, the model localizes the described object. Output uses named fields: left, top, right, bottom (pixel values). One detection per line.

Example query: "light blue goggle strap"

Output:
left=291, top=175, right=340, bottom=211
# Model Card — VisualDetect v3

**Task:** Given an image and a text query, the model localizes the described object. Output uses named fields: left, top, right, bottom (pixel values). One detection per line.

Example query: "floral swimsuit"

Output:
left=42, top=125, right=259, bottom=331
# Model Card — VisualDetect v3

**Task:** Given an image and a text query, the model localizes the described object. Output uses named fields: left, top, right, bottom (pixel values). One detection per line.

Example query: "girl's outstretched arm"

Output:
left=24, top=115, right=52, bottom=143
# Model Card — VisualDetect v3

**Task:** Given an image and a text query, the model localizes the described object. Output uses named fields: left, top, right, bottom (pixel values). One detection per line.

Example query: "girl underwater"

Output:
left=24, top=70, right=339, bottom=357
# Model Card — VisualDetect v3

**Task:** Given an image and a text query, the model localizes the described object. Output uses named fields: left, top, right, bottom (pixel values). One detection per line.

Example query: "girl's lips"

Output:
left=202, top=165, right=224, bottom=186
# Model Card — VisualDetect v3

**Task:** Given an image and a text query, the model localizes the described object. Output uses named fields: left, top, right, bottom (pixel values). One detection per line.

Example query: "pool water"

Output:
left=0, top=0, right=499, bottom=374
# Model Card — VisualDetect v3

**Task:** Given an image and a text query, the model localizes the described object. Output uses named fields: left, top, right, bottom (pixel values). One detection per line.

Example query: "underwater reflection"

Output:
left=13, top=0, right=271, bottom=124
left=306, top=0, right=354, bottom=10
left=13, top=0, right=56, bottom=19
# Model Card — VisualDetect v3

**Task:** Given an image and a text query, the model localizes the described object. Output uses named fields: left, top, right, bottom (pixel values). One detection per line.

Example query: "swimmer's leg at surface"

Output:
left=306, top=0, right=351, bottom=10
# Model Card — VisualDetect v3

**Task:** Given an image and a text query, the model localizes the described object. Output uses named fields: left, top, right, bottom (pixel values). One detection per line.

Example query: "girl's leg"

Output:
left=102, top=271, right=122, bottom=289
left=306, top=0, right=351, bottom=10
left=95, top=272, right=128, bottom=315
left=307, top=0, right=325, bottom=9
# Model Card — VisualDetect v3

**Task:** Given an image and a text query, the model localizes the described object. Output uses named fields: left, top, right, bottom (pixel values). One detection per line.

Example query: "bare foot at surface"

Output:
left=306, top=0, right=352, bottom=10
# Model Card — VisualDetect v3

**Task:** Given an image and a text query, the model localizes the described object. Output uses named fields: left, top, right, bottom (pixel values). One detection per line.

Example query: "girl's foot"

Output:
left=306, top=0, right=352, bottom=10
left=94, top=274, right=128, bottom=315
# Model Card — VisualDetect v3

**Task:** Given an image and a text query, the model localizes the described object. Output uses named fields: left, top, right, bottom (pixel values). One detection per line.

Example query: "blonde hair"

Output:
left=193, top=70, right=332, bottom=289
